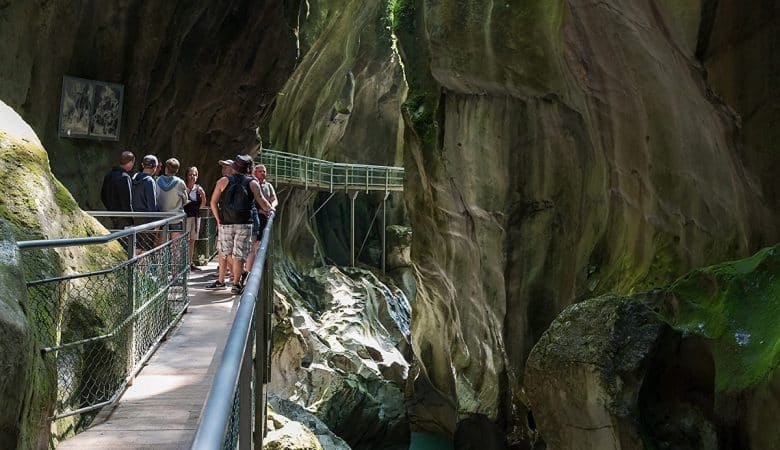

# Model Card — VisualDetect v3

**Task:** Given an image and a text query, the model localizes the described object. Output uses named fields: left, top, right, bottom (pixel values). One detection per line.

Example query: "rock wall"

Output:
left=0, top=0, right=298, bottom=207
left=0, top=101, right=126, bottom=449
left=268, top=0, right=406, bottom=267
left=394, top=0, right=779, bottom=444
left=525, top=243, right=780, bottom=449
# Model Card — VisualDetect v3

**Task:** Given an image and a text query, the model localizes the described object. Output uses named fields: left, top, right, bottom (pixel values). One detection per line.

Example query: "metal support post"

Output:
left=382, top=191, right=389, bottom=274
left=350, top=191, right=358, bottom=267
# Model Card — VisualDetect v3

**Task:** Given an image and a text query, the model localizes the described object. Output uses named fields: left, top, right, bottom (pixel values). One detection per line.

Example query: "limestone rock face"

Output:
left=0, top=0, right=299, bottom=207
left=270, top=264, right=411, bottom=449
left=0, top=101, right=125, bottom=448
left=268, top=0, right=407, bottom=268
left=525, top=244, right=780, bottom=449
left=394, top=0, right=780, bottom=442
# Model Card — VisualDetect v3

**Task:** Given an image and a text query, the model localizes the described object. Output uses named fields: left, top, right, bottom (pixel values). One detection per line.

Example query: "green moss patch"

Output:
left=663, top=244, right=780, bottom=394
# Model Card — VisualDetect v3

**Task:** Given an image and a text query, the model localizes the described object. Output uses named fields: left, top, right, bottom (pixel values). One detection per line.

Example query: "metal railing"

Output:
left=19, top=213, right=190, bottom=430
left=91, top=208, right=219, bottom=265
left=192, top=212, right=275, bottom=450
left=258, top=149, right=404, bottom=192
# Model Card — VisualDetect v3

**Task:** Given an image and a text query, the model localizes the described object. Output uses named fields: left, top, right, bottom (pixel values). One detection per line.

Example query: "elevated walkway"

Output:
left=57, top=262, right=237, bottom=449
left=258, top=149, right=403, bottom=268
left=258, top=149, right=404, bottom=193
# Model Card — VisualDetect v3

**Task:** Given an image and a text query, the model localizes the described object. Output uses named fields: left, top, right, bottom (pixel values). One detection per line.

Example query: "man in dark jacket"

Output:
left=131, top=155, right=160, bottom=253
left=100, top=151, right=135, bottom=229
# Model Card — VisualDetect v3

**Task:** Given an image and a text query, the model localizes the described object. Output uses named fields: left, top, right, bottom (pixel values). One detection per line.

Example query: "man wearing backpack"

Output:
left=206, top=154, right=274, bottom=294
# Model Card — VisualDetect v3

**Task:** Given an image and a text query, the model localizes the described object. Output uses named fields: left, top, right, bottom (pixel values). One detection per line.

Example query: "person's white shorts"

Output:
left=186, top=217, right=200, bottom=241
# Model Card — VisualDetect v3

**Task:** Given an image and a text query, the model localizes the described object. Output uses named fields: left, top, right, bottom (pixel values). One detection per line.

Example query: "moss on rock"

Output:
left=0, top=101, right=126, bottom=448
left=663, top=244, right=780, bottom=394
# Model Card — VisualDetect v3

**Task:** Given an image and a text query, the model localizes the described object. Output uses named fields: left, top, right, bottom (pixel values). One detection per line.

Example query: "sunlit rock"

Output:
left=268, top=394, right=351, bottom=450
left=270, top=264, right=411, bottom=449
left=265, top=406, right=324, bottom=450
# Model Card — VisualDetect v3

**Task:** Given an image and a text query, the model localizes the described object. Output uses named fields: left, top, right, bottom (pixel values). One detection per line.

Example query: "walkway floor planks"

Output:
left=58, top=262, right=241, bottom=450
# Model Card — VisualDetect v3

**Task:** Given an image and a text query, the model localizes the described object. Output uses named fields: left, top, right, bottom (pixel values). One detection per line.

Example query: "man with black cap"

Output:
left=206, top=155, right=275, bottom=294
left=100, top=150, right=135, bottom=229
left=130, top=155, right=161, bottom=253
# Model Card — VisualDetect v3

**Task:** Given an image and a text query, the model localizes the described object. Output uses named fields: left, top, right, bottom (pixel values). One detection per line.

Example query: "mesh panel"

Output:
left=26, top=234, right=190, bottom=420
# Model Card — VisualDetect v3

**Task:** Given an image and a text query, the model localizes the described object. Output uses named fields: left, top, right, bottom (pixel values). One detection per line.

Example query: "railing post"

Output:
left=350, top=191, right=358, bottom=267
left=382, top=191, right=389, bottom=274
left=128, top=231, right=137, bottom=382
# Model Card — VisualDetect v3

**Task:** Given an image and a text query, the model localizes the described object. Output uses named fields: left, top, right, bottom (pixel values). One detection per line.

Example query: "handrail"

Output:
left=258, top=148, right=404, bottom=192
left=18, top=212, right=185, bottom=249
left=191, top=211, right=275, bottom=449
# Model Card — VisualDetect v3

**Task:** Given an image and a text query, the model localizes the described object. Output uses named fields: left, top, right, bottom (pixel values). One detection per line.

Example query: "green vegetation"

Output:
left=386, top=0, right=412, bottom=34
left=662, top=244, right=780, bottom=394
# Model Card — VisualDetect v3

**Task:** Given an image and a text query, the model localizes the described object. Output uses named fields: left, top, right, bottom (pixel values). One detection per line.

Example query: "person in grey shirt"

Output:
left=156, top=157, right=187, bottom=236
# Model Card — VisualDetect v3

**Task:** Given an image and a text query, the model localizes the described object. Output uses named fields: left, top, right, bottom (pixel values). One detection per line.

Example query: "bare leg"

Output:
left=232, top=258, right=245, bottom=286
left=217, top=253, right=227, bottom=283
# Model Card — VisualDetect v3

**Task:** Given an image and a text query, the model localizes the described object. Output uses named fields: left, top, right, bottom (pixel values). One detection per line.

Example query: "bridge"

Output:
left=13, top=150, right=405, bottom=449
left=258, top=148, right=404, bottom=269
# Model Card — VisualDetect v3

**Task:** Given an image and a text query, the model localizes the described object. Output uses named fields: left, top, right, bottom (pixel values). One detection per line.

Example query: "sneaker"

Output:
left=190, top=264, right=201, bottom=271
left=205, top=281, right=227, bottom=290
left=239, top=271, right=249, bottom=285
left=231, top=283, right=244, bottom=295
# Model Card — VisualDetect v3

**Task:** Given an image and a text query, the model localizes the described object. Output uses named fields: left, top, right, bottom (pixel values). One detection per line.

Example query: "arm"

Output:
left=249, top=180, right=272, bottom=212
left=267, top=183, right=278, bottom=209
left=122, top=174, right=133, bottom=211
left=198, top=185, right=207, bottom=208
left=210, top=177, right=227, bottom=225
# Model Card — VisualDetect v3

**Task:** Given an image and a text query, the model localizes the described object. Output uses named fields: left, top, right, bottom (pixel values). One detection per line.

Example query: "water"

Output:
left=409, top=432, right=454, bottom=450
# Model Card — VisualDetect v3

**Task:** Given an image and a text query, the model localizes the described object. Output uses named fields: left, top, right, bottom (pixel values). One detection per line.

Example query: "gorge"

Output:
left=1, top=0, right=779, bottom=449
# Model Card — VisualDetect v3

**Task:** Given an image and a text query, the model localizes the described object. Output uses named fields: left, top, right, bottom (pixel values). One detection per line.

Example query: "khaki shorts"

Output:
left=218, top=224, right=253, bottom=261
left=186, top=217, right=201, bottom=241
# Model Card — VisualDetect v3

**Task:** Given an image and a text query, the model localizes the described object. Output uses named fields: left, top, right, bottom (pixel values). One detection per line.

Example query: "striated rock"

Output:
left=393, top=0, right=780, bottom=442
left=270, top=264, right=411, bottom=449
left=0, top=220, right=38, bottom=448
left=268, top=0, right=407, bottom=269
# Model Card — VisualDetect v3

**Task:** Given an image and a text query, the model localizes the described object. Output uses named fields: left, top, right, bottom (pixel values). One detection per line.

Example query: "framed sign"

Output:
left=59, top=76, right=124, bottom=140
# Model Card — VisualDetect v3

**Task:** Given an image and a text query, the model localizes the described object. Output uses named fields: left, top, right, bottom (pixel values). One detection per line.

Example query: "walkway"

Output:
left=58, top=262, right=239, bottom=450
left=259, top=149, right=404, bottom=192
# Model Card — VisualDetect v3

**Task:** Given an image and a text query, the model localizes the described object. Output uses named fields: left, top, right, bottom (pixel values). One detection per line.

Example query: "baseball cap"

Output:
left=231, top=155, right=253, bottom=173
left=142, top=155, right=158, bottom=168
left=218, top=159, right=234, bottom=167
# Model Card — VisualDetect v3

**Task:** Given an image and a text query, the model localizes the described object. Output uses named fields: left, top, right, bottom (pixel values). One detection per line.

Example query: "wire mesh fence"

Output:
left=20, top=213, right=191, bottom=424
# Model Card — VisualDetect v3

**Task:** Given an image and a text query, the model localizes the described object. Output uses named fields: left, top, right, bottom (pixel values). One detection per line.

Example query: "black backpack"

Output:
left=219, top=174, right=252, bottom=224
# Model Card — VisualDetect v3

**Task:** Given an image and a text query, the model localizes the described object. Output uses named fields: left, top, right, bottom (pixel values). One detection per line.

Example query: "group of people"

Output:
left=100, top=151, right=208, bottom=267
left=100, top=150, right=278, bottom=295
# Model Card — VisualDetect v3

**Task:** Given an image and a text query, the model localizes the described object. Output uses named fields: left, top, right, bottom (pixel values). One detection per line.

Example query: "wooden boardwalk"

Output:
left=58, top=262, right=239, bottom=450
